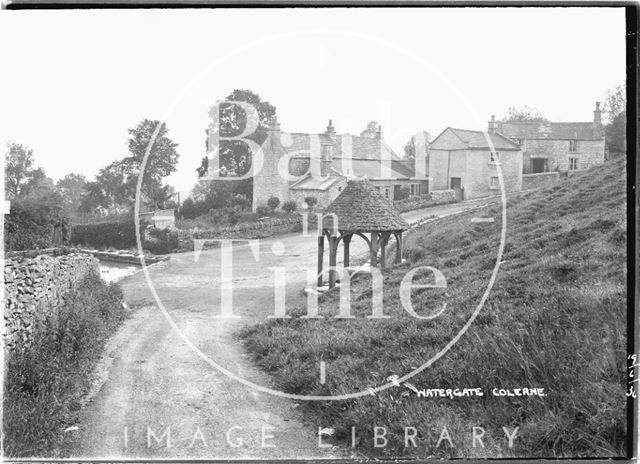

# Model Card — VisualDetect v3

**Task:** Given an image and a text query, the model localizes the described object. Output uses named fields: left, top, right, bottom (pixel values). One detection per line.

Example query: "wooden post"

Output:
left=343, top=234, right=352, bottom=267
left=395, top=232, right=403, bottom=264
left=329, top=236, right=337, bottom=288
left=380, top=234, right=391, bottom=270
left=370, top=232, right=378, bottom=267
left=317, top=234, right=324, bottom=287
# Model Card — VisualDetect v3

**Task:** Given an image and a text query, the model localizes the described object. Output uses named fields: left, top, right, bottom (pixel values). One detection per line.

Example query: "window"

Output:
left=410, top=183, right=421, bottom=195
left=569, top=158, right=579, bottom=170
left=384, top=187, right=391, bottom=199
left=338, top=186, right=343, bottom=192
left=490, top=151, right=500, bottom=163
left=569, top=140, right=578, bottom=152
left=490, top=176, right=499, bottom=189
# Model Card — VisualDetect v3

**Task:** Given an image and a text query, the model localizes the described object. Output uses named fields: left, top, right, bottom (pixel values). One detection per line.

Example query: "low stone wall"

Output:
left=394, top=190, right=457, bottom=213
left=522, top=172, right=560, bottom=191
left=4, top=253, right=100, bottom=352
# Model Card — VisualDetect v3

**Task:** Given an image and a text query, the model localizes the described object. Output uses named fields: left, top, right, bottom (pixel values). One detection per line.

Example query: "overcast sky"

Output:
left=0, top=7, right=626, bottom=196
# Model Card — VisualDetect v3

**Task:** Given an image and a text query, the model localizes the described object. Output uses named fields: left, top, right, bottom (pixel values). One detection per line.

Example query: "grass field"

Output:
left=239, top=157, right=628, bottom=458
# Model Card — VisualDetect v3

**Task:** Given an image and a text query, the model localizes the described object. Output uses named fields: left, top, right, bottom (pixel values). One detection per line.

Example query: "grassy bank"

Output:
left=4, top=272, right=126, bottom=457
left=239, top=158, right=627, bottom=458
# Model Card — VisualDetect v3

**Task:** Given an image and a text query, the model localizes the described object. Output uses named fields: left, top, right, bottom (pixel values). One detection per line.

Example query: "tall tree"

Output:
left=502, top=106, right=548, bottom=122
left=5, top=143, right=34, bottom=199
left=56, top=173, right=87, bottom=216
left=80, top=119, right=180, bottom=215
left=603, top=84, right=626, bottom=153
left=200, top=89, right=276, bottom=178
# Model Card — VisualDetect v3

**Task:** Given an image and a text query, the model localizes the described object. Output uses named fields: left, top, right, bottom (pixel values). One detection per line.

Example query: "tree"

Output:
left=56, top=173, right=87, bottom=217
left=360, top=121, right=379, bottom=138
left=200, top=89, right=276, bottom=178
left=5, top=143, right=34, bottom=199
left=502, top=106, right=548, bottom=122
left=20, top=167, right=57, bottom=200
left=81, top=119, right=180, bottom=215
left=603, top=84, right=626, bottom=153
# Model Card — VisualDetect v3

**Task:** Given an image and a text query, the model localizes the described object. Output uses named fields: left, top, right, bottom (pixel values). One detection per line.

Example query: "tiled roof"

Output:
left=322, top=178, right=409, bottom=232
left=332, top=158, right=413, bottom=179
left=290, top=157, right=413, bottom=192
left=448, top=128, right=521, bottom=150
left=290, top=175, right=342, bottom=191
left=496, top=121, right=604, bottom=141
left=278, top=132, right=402, bottom=160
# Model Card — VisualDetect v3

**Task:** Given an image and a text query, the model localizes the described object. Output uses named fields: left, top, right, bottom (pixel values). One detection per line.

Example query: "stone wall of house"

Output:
left=524, top=139, right=605, bottom=173
left=522, top=172, right=560, bottom=191
left=252, top=134, right=292, bottom=211
left=4, top=253, right=100, bottom=352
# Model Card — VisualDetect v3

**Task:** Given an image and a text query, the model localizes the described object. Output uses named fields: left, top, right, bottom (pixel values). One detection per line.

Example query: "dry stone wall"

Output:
left=4, top=253, right=100, bottom=352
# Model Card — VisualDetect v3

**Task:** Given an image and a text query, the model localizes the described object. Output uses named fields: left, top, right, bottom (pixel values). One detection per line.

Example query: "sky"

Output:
left=0, top=7, right=626, bottom=197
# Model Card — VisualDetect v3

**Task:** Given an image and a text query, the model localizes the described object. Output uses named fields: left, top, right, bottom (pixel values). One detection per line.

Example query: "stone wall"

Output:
left=524, top=139, right=605, bottom=173
left=522, top=172, right=560, bottom=191
left=4, top=253, right=100, bottom=352
left=394, top=190, right=456, bottom=213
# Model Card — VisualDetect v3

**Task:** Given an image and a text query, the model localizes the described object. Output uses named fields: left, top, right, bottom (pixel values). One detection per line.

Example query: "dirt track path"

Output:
left=67, top=201, right=491, bottom=459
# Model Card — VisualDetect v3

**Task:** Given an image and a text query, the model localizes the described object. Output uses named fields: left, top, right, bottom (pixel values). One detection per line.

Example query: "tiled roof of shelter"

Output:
left=322, top=178, right=409, bottom=232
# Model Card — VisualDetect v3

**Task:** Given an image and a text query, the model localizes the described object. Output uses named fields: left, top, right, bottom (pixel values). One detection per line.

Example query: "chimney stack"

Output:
left=267, top=115, right=281, bottom=141
left=594, top=101, right=602, bottom=125
left=325, top=119, right=336, bottom=140
left=376, top=125, right=383, bottom=139
left=488, top=115, right=498, bottom=133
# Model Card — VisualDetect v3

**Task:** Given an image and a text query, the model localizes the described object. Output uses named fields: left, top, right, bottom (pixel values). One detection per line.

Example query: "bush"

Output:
left=4, top=272, right=125, bottom=456
left=282, top=200, right=297, bottom=214
left=395, top=185, right=410, bottom=201
left=256, top=204, right=270, bottom=216
left=5, top=199, right=70, bottom=251
left=227, top=207, right=241, bottom=226
left=304, top=196, right=318, bottom=210
left=267, top=196, right=280, bottom=211
left=70, top=221, right=138, bottom=249
left=143, top=227, right=178, bottom=254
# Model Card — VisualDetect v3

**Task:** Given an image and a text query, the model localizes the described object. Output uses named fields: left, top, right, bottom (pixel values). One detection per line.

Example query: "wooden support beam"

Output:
left=317, top=235, right=324, bottom=287
left=395, top=232, right=403, bottom=264
left=370, top=232, right=378, bottom=267
left=343, top=234, right=352, bottom=267
left=329, top=236, right=338, bottom=288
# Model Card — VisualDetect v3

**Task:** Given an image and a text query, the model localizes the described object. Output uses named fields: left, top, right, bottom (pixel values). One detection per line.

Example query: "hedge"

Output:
left=70, top=221, right=138, bottom=249
left=4, top=199, right=70, bottom=252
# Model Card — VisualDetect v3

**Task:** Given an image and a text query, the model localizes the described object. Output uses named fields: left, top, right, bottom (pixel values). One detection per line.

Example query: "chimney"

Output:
left=376, top=124, right=383, bottom=139
left=413, top=131, right=430, bottom=179
left=594, top=101, right=602, bottom=125
left=325, top=119, right=336, bottom=140
left=488, top=115, right=498, bottom=133
left=267, top=115, right=281, bottom=141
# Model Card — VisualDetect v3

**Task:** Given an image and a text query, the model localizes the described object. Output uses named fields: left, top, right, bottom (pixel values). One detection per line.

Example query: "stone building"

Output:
left=490, top=102, right=606, bottom=174
left=428, top=127, right=523, bottom=200
left=251, top=118, right=428, bottom=211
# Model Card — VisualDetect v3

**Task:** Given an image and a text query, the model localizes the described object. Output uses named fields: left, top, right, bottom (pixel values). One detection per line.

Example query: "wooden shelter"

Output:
left=318, top=178, right=410, bottom=288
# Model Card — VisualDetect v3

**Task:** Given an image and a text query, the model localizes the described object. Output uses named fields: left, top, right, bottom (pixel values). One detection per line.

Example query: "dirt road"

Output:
left=67, top=201, right=492, bottom=459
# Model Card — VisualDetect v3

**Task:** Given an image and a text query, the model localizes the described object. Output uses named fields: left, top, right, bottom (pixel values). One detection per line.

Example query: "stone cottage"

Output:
left=427, top=127, right=523, bottom=200
left=251, top=118, right=428, bottom=211
left=490, top=102, right=606, bottom=174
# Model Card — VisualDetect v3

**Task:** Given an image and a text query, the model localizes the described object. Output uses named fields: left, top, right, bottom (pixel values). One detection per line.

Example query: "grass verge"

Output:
left=239, top=158, right=627, bottom=458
